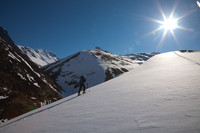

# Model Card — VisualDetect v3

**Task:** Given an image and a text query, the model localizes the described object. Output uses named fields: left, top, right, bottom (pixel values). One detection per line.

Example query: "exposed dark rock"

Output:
left=0, top=27, right=63, bottom=123
left=105, top=69, right=113, bottom=81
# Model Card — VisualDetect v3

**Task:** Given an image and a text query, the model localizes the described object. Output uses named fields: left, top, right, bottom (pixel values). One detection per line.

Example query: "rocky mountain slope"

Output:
left=0, top=26, right=63, bottom=124
left=0, top=27, right=15, bottom=48
left=43, top=48, right=157, bottom=97
left=18, top=45, right=59, bottom=66
left=122, top=52, right=159, bottom=64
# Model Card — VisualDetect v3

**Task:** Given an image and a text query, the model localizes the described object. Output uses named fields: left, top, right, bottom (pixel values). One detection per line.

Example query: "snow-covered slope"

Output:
left=1, top=51, right=199, bottom=133
left=43, top=48, right=141, bottom=97
left=18, top=45, right=59, bottom=66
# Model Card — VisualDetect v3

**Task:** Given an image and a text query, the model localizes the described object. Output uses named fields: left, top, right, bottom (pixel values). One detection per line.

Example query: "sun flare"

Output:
left=160, top=18, right=178, bottom=31
left=142, top=1, right=193, bottom=49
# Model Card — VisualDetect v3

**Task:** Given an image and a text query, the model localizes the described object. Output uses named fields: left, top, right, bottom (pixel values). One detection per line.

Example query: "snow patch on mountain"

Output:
left=18, top=45, right=59, bottom=66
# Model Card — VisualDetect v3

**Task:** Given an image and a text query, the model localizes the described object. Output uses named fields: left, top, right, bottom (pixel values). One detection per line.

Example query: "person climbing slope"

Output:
left=78, top=76, right=86, bottom=96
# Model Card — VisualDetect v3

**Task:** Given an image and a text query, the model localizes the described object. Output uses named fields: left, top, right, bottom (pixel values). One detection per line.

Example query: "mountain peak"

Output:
left=95, top=46, right=102, bottom=50
left=0, top=26, right=14, bottom=45
left=18, top=45, right=59, bottom=66
left=43, top=49, right=146, bottom=97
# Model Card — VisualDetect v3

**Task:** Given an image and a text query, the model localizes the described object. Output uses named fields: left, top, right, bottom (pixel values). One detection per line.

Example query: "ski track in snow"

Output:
left=174, top=51, right=200, bottom=66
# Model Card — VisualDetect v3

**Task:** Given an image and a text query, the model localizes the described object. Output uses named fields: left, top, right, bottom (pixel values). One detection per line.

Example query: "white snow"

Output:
left=42, top=77, right=58, bottom=92
left=26, top=74, right=40, bottom=88
left=0, top=51, right=200, bottom=133
left=42, top=78, right=48, bottom=84
left=31, top=97, right=36, bottom=100
left=26, top=74, right=34, bottom=82
left=17, top=55, right=41, bottom=78
left=33, top=83, right=40, bottom=88
left=17, top=73, right=26, bottom=80
left=40, top=100, right=52, bottom=107
left=18, top=45, right=59, bottom=66
left=3, top=88, right=8, bottom=91
left=175, top=51, right=200, bottom=65
left=0, top=96, right=9, bottom=100
left=48, top=83, right=58, bottom=92
left=7, top=52, right=21, bottom=62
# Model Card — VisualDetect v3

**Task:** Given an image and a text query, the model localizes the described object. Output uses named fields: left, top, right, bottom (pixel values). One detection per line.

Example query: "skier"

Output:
left=78, top=76, right=86, bottom=96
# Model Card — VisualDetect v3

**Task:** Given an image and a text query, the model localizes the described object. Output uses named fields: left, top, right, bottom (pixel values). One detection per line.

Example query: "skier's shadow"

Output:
left=0, top=95, right=78, bottom=128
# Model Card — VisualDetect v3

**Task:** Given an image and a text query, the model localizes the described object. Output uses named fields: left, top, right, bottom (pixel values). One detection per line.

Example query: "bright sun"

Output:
left=143, top=1, right=192, bottom=48
left=160, top=18, right=178, bottom=31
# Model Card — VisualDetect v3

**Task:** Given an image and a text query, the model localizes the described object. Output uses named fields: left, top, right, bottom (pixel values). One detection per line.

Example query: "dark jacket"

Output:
left=79, top=76, right=86, bottom=84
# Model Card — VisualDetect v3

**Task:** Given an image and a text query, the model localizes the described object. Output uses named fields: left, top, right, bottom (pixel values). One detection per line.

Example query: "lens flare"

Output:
left=141, top=1, right=194, bottom=50
left=160, top=18, right=178, bottom=31
left=197, top=1, right=200, bottom=8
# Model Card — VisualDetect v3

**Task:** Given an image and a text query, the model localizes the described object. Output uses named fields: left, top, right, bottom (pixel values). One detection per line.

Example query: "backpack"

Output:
left=79, top=76, right=86, bottom=84
left=83, top=78, right=86, bottom=83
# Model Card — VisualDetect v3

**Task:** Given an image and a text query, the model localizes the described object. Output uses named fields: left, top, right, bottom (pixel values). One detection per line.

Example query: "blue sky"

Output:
left=1, top=0, right=200, bottom=58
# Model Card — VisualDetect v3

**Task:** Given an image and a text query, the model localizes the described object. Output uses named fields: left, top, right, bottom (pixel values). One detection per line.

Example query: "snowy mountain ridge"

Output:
left=18, top=45, right=59, bottom=66
left=122, top=52, right=159, bottom=64
left=1, top=51, right=199, bottom=133
left=43, top=48, right=157, bottom=97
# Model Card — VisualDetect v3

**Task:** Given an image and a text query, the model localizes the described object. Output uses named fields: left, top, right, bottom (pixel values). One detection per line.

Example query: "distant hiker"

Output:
left=78, top=76, right=86, bottom=96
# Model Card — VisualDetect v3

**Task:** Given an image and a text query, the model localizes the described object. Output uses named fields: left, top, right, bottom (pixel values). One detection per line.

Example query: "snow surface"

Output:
left=175, top=51, right=200, bottom=65
left=33, top=83, right=40, bottom=88
left=0, top=96, right=9, bottom=100
left=0, top=51, right=200, bottom=133
left=17, top=73, right=26, bottom=80
left=18, top=45, right=59, bottom=66
left=3, top=88, right=8, bottom=91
